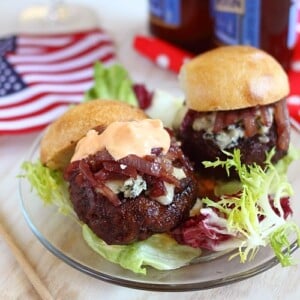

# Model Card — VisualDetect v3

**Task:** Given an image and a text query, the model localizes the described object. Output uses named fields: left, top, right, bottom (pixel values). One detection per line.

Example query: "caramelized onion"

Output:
left=94, top=169, right=128, bottom=181
left=64, top=138, right=192, bottom=208
left=120, top=154, right=180, bottom=186
left=148, top=179, right=166, bottom=197
left=274, top=100, right=290, bottom=151
left=119, top=155, right=162, bottom=176
left=224, top=111, right=239, bottom=128
left=213, top=111, right=226, bottom=133
left=260, top=106, right=272, bottom=127
left=242, top=108, right=257, bottom=137
left=79, top=160, right=121, bottom=206
left=205, top=100, right=290, bottom=149
left=103, top=161, right=138, bottom=178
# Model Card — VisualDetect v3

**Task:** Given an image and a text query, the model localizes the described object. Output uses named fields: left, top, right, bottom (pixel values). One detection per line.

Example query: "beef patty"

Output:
left=177, top=99, right=290, bottom=179
left=64, top=140, right=197, bottom=245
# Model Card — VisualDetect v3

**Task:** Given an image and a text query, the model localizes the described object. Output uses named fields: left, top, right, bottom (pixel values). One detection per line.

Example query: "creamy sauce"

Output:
left=71, top=119, right=171, bottom=161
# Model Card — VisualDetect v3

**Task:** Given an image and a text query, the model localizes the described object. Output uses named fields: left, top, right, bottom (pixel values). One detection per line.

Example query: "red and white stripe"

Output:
left=287, top=8, right=300, bottom=128
left=0, top=29, right=116, bottom=134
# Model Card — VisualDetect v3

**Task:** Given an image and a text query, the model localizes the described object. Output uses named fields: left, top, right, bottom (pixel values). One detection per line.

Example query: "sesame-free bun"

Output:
left=40, top=100, right=147, bottom=170
left=179, top=45, right=290, bottom=112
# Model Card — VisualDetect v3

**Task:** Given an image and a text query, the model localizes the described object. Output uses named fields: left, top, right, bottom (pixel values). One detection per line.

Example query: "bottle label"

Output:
left=212, top=0, right=261, bottom=47
left=149, top=0, right=181, bottom=27
left=213, top=0, right=298, bottom=50
left=288, top=0, right=298, bottom=49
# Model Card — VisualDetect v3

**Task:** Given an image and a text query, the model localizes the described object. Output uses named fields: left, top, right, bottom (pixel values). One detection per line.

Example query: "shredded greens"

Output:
left=21, top=161, right=74, bottom=217
left=202, top=147, right=300, bottom=266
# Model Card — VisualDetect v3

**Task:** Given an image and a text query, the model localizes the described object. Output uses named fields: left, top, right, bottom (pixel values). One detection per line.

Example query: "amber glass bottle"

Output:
left=148, top=0, right=214, bottom=54
left=212, top=0, right=298, bottom=70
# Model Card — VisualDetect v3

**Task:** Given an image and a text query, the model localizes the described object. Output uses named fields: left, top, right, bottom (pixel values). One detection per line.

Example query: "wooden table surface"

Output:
left=1, top=1, right=300, bottom=299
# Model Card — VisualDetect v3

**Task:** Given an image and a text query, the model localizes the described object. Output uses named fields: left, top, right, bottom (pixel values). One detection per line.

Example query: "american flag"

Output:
left=0, top=29, right=116, bottom=134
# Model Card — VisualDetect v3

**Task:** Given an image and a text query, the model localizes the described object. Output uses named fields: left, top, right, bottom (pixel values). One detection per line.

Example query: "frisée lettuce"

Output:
left=201, top=147, right=300, bottom=266
left=22, top=161, right=74, bottom=217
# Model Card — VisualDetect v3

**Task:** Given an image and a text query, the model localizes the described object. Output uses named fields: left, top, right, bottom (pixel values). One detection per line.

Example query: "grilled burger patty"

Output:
left=64, top=140, right=197, bottom=245
left=177, top=99, right=290, bottom=179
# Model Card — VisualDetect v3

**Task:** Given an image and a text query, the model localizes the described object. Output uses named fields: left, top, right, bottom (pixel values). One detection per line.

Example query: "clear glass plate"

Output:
left=19, top=130, right=300, bottom=291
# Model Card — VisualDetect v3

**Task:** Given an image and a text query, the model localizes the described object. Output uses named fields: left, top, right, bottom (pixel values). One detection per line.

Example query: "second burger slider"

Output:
left=175, top=45, right=291, bottom=179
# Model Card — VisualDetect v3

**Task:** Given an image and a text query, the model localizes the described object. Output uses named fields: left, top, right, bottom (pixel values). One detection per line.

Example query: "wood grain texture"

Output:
left=0, top=221, right=53, bottom=300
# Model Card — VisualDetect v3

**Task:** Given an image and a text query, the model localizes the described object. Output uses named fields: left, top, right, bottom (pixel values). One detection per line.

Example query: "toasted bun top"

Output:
left=179, top=45, right=290, bottom=111
left=40, top=100, right=147, bottom=170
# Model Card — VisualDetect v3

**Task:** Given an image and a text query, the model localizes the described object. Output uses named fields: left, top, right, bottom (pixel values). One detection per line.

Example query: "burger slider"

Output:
left=40, top=100, right=197, bottom=245
left=175, top=45, right=291, bottom=179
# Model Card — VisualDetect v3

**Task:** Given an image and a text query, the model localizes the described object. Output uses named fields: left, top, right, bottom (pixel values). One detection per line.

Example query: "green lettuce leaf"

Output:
left=21, top=161, right=73, bottom=216
left=202, top=146, right=300, bottom=266
left=83, top=225, right=200, bottom=274
left=84, top=61, right=138, bottom=106
left=21, top=161, right=200, bottom=274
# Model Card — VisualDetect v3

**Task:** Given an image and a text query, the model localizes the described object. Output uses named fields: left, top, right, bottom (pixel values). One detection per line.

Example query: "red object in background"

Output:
left=259, top=0, right=297, bottom=72
left=134, top=35, right=194, bottom=73
left=288, top=9, right=300, bottom=126
left=134, top=24, right=300, bottom=125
